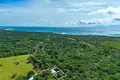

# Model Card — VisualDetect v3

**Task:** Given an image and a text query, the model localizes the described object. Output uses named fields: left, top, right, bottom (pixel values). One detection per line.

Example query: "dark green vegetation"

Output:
left=0, top=30, right=120, bottom=80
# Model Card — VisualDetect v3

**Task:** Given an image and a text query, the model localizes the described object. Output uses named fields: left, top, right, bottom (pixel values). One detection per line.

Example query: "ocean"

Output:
left=1, top=26, right=120, bottom=37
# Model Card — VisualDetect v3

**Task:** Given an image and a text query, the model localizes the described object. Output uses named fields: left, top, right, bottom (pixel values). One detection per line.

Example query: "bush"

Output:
left=0, top=64, right=2, bottom=67
left=11, top=74, right=17, bottom=79
left=15, top=75, right=26, bottom=80
left=26, top=71, right=35, bottom=79
left=13, top=62, right=19, bottom=65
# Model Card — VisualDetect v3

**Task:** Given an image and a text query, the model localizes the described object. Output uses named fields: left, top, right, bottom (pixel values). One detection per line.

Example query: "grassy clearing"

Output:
left=0, top=55, right=33, bottom=80
left=102, top=40, right=120, bottom=48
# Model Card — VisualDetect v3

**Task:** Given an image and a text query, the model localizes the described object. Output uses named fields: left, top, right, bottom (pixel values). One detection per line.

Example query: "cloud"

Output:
left=89, top=7, right=120, bottom=15
left=44, top=0, right=51, bottom=4
left=68, top=8, right=81, bottom=12
left=68, top=8, right=90, bottom=12
left=0, top=8, right=30, bottom=14
left=112, top=18, right=120, bottom=25
left=77, top=20, right=101, bottom=25
left=64, top=19, right=102, bottom=26
left=36, top=19, right=55, bottom=25
left=0, top=8, right=14, bottom=13
left=77, top=18, right=120, bottom=26
left=56, top=8, right=67, bottom=13
left=69, top=2, right=106, bottom=7
left=37, top=19, right=49, bottom=23
left=56, top=8, right=90, bottom=13
left=0, top=9, right=7, bottom=12
left=65, top=21, right=78, bottom=25
left=114, top=18, right=120, bottom=21
left=65, top=17, right=120, bottom=26
left=0, top=0, right=120, bottom=26
left=56, top=1, right=106, bottom=13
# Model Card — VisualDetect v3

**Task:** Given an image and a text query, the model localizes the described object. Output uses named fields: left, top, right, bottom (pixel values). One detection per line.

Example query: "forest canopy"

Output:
left=0, top=30, right=120, bottom=80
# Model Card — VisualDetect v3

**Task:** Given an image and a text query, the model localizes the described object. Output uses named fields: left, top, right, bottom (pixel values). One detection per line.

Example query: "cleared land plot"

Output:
left=0, top=55, right=33, bottom=80
left=102, top=40, right=120, bottom=48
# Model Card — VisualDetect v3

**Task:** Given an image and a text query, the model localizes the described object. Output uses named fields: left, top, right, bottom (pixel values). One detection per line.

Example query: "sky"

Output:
left=0, top=0, right=120, bottom=27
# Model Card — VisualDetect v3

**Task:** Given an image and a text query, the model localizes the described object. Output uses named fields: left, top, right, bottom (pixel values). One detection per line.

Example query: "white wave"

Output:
left=61, top=32, right=66, bottom=34
left=4, top=28, right=14, bottom=31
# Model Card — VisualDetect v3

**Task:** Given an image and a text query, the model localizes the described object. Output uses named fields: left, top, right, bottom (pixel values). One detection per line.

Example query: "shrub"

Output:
left=11, top=74, right=17, bottom=79
left=13, top=62, right=19, bottom=65
left=0, top=64, right=2, bottom=67
left=26, top=71, right=35, bottom=79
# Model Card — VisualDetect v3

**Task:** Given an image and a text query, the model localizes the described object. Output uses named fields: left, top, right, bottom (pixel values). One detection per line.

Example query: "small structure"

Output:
left=28, top=76, right=34, bottom=80
left=51, top=69, right=57, bottom=75
left=51, top=67, right=67, bottom=80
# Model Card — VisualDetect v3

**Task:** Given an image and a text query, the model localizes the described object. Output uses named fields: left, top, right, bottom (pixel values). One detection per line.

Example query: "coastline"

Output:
left=1, top=26, right=120, bottom=37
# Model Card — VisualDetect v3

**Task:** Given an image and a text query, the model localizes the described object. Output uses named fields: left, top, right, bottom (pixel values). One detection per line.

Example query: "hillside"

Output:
left=0, top=30, right=120, bottom=80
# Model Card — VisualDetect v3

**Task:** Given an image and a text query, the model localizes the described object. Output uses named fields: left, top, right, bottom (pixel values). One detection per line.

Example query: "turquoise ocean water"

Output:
left=1, top=26, right=120, bottom=37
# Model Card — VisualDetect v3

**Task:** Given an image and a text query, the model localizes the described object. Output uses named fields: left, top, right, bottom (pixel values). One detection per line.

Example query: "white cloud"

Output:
left=44, top=0, right=51, bottom=4
left=0, top=9, right=7, bottom=12
left=78, top=19, right=101, bottom=25
left=112, top=18, right=120, bottom=25
left=68, top=8, right=80, bottom=12
left=64, top=18, right=120, bottom=26
left=70, top=2, right=106, bottom=7
left=1, top=0, right=120, bottom=26
left=36, top=19, right=55, bottom=25
left=37, top=19, right=49, bottom=23
left=0, top=8, right=30, bottom=13
left=68, top=8, right=90, bottom=12
left=65, top=21, right=78, bottom=25
left=56, top=8, right=67, bottom=13
left=64, top=19, right=101, bottom=26
left=56, top=8, right=90, bottom=13
left=77, top=18, right=120, bottom=25
left=0, top=9, right=12, bottom=12
left=89, top=7, right=120, bottom=15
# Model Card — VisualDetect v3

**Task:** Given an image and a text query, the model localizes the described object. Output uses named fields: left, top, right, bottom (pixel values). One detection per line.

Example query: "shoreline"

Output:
left=1, top=27, right=120, bottom=37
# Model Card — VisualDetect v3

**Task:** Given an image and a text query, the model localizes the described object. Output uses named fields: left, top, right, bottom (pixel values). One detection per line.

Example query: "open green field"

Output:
left=102, top=40, right=120, bottom=49
left=0, top=55, right=33, bottom=80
